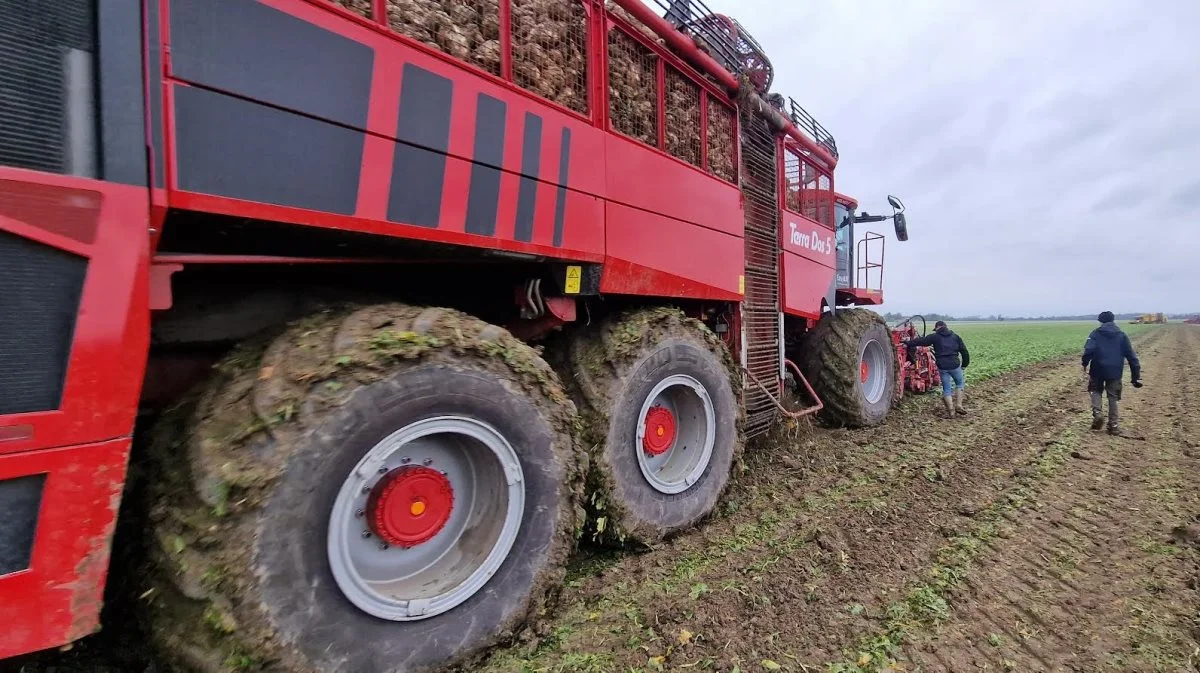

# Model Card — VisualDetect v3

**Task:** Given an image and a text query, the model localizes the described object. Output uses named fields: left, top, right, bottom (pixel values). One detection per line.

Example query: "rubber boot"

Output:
left=1089, top=391, right=1104, bottom=430
left=942, top=396, right=955, bottom=418
left=953, top=389, right=968, bottom=416
left=1107, top=397, right=1120, bottom=435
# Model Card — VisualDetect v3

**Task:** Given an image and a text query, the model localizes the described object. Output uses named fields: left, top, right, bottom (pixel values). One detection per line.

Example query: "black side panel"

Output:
left=0, top=0, right=97, bottom=176
left=0, top=230, right=87, bottom=416
left=464, top=94, right=507, bottom=236
left=552, top=127, right=572, bottom=247
left=0, top=475, right=46, bottom=576
left=173, top=86, right=364, bottom=214
left=146, top=0, right=164, bottom=188
left=98, top=0, right=148, bottom=185
left=388, top=65, right=453, bottom=227
left=513, top=113, right=542, bottom=242
left=170, top=0, right=374, bottom=129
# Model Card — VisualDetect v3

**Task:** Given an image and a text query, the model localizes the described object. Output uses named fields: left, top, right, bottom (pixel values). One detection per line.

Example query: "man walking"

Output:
left=1082, top=311, right=1142, bottom=435
left=905, top=320, right=970, bottom=417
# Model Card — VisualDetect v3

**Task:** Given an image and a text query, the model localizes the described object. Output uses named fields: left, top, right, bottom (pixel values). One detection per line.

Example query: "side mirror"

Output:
left=887, top=195, right=905, bottom=213
left=894, top=212, right=909, bottom=241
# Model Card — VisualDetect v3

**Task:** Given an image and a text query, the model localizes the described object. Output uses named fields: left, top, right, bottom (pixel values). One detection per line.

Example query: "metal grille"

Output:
left=788, top=96, right=837, bottom=159
left=816, top=174, right=833, bottom=227
left=706, top=98, right=735, bottom=182
left=386, top=0, right=502, bottom=76
left=664, top=66, right=700, bottom=166
left=513, top=0, right=588, bottom=114
left=0, top=229, right=87, bottom=415
left=738, top=109, right=780, bottom=438
left=328, top=0, right=372, bottom=19
left=650, top=0, right=769, bottom=91
left=608, top=28, right=658, bottom=146
left=0, top=0, right=97, bottom=176
left=783, top=149, right=803, bottom=212
left=783, top=146, right=832, bottom=224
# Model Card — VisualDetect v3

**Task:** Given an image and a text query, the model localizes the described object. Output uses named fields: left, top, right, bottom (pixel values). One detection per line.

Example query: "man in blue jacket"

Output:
left=904, top=320, right=971, bottom=418
left=1082, top=311, right=1142, bottom=435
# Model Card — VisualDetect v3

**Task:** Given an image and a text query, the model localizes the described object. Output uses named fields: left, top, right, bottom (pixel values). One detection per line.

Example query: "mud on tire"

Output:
left=565, top=307, right=741, bottom=545
left=140, top=304, right=583, bottom=673
left=799, top=308, right=897, bottom=428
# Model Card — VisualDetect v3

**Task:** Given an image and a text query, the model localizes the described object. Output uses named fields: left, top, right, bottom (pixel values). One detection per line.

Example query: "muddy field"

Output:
left=6, top=326, right=1198, bottom=673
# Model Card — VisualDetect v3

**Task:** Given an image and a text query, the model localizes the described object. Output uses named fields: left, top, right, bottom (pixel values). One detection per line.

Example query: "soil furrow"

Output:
left=890, top=326, right=1200, bottom=673
left=479, top=330, right=1167, bottom=672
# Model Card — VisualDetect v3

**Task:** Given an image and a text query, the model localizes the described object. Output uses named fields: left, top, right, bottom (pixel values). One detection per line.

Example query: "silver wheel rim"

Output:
left=327, top=416, right=524, bottom=621
left=635, top=375, right=716, bottom=495
left=860, top=337, right=890, bottom=405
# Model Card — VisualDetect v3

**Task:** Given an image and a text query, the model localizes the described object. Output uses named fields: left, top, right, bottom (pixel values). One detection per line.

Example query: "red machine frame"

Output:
left=0, top=0, right=843, bottom=659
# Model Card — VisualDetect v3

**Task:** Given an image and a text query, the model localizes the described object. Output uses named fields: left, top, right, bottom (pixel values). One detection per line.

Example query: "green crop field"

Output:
left=914, top=321, right=1159, bottom=381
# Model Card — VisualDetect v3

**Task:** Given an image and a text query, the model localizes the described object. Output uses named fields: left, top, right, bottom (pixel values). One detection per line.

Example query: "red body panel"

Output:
left=780, top=251, right=835, bottom=320
left=779, top=210, right=836, bottom=319
left=602, top=202, right=743, bottom=300
left=0, top=169, right=150, bottom=457
left=157, top=0, right=743, bottom=299
left=837, top=287, right=884, bottom=306
left=0, top=437, right=132, bottom=660
left=604, top=133, right=743, bottom=238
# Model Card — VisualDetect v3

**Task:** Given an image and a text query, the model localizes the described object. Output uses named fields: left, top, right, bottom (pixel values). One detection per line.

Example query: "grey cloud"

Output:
left=1089, top=182, right=1150, bottom=214
left=1167, top=181, right=1200, bottom=209
left=706, top=0, right=1200, bottom=314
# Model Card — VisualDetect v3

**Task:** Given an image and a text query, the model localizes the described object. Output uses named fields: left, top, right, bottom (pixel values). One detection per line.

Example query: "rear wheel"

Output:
left=142, top=305, right=582, bottom=673
left=800, top=308, right=897, bottom=427
left=567, top=307, right=741, bottom=545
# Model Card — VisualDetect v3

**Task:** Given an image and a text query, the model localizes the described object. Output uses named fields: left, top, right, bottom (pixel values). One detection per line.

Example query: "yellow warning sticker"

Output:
left=565, top=265, right=582, bottom=294
left=738, top=275, right=745, bottom=295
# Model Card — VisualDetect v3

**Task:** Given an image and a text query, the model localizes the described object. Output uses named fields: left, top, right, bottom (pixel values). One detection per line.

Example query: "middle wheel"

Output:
left=568, top=307, right=741, bottom=545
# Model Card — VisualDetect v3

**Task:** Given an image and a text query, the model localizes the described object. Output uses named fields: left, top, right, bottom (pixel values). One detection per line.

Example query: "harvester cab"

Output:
left=833, top=193, right=909, bottom=306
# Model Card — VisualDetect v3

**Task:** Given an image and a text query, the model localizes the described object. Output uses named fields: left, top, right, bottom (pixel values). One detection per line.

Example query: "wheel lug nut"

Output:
left=361, top=530, right=371, bottom=539
left=355, top=509, right=364, bottom=518
left=401, top=457, right=411, bottom=464
left=361, top=485, right=371, bottom=494
left=379, top=542, right=389, bottom=551
left=378, top=466, right=388, bottom=474
left=423, top=458, right=433, bottom=466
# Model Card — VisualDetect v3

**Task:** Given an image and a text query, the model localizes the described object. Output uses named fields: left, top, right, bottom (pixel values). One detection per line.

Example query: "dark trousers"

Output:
left=1088, top=376, right=1122, bottom=426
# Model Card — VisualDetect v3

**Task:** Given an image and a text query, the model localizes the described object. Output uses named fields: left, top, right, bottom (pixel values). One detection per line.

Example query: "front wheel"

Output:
left=800, top=308, right=897, bottom=427
left=142, top=305, right=582, bottom=673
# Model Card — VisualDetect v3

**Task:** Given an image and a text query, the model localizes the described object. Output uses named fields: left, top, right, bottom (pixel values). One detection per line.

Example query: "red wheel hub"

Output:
left=860, top=359, right=870, bottom=384
left=366, top=466, right=454, bottom=547
left=642, top=406, right=677, bottom=456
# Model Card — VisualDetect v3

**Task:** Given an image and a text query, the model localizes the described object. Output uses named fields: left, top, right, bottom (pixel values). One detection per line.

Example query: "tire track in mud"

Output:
left=479, top=330, right=1168, bottom=673
left=885, top=326, right=1200, bottom=673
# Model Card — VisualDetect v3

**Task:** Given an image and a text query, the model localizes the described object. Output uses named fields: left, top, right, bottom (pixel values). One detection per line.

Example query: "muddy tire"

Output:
left=141, top=304, right=583, bottom=673
left=566, top=307, right=741, bottom=545
left=801, top=308, right=897, bottom=428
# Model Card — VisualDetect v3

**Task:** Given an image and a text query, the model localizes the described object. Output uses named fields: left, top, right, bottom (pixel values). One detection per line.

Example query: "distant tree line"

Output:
left=880, top=312, right=1200, bottom=323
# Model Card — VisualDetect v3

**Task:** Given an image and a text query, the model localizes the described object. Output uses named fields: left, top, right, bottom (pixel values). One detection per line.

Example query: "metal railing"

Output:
left=645, top=0, right=773, bottom=93
left=788, top=97, right=838, bottom=159
left=855, top=231, right=886, bottom=293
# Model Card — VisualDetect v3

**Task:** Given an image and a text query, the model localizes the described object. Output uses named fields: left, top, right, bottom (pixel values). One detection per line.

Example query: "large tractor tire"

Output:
left=800, top=308, right=897, bottom=428
left=566, top=307, right=741, bottom=545
left=141, top=304, right=583, bottom=673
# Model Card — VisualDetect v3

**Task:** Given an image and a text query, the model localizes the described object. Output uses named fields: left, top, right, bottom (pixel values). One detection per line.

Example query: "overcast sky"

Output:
left=697, top=0, right=1200, bottom=317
